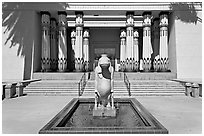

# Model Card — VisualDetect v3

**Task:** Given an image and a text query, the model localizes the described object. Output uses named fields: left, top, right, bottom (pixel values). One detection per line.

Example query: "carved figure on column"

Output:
left=133, top=30, right=139, bottom=71
left=41, top=11, right=51, bottom=72
left=71, top=30, right=76, bottom=51
left=58, top=11, right=67, bottom=72
left=119, top=29, right=126, bottom=72
left=93, top=54, right=116, bottom=117
left=75, top=12, right=84, bottom=72
left=153, top=55, right=160, bottom=72
left=125, top=12, right=134, bottom=72
left=83, top=29, right=90, bottom=72
left=142, top=12, right=153, bottom=72
left=159, top=12, right=169, bottom=72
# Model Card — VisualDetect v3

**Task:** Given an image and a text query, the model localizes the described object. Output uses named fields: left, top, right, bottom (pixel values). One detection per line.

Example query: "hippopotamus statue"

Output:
left=93, top=54, right=116, bottom=117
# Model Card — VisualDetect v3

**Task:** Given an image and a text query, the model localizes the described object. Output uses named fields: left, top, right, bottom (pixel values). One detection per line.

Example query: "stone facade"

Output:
left=2, top=2, right=202, bottom=80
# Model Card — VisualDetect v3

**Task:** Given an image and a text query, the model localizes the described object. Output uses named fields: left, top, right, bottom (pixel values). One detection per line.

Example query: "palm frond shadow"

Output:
left=170, top=2, right=202, bottom=24
left=2, top=2, right=68, bottom=79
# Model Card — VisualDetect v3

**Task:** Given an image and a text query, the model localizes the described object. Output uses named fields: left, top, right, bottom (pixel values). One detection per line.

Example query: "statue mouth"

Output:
left=99, top=63, right=110, bottom=68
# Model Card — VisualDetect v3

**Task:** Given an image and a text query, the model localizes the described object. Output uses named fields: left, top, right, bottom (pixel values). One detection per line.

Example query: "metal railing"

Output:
left=78, top=72, right=89, bottom=96
left=124, top=72, right=131, bottom=96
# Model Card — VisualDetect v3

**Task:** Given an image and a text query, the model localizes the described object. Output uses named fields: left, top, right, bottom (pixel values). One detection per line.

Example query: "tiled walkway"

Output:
left=2, top=95, right=202, bottom=134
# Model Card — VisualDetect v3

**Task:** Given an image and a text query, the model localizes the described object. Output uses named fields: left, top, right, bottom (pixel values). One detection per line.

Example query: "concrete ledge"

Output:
left=2, top=79, right=41, bottom=100
left=126, top=72, right=176, bottom=80
left=171, top=78, right=202, bottom=97
left=33, top=72, right=84, bottom=80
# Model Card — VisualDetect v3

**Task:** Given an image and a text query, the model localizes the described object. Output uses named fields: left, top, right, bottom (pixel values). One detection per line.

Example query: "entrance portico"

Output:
left=40, top=4, right=171, bottom=73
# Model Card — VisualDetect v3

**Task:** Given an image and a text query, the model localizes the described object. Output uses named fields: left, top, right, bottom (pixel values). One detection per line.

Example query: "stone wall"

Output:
left=174, top=11, right=202, bottom=79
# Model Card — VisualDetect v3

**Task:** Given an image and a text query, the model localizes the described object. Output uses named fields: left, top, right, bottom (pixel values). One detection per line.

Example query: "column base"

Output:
left=41, top=58, right=51, bottom=72
left=119, top=61, right=125, bottom=72
left=75, top=58, right=84, bottom=72
left=153, top=58, right=169, bottom=72
left=84, top=61, right=89, bottom=72
left=125, top=58, right=134, bottom=72
left=58, top=58, right=67, bottom=72
left=142, top=58, right=151, bottom=72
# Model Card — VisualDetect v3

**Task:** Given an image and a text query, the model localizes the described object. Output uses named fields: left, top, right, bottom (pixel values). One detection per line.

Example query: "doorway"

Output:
left=89, top=28, right=120, bottom=71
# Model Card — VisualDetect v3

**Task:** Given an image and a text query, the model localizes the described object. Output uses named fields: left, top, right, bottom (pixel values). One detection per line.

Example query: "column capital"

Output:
left=58, top=12, right=67, bottom=28
left=83, top=29, right=89, bottom=38
left=126, top=13, right=134, bottom=27
left=133, top=30, right=139, bottom=38
left=120, top=30, right=126, bottom=38
left=142, top=11, right=152, bottom=27
left=71, top=30, right=76, bottom=38
left=159, top=12, right=168, bottom=27
left=41, top=12, right=50, bottom=28
left=75, top=12, right=84, bottom=27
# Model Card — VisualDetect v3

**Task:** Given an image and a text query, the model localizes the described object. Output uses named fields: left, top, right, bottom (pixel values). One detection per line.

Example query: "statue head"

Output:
left=98, top=54, right=111, bottom=68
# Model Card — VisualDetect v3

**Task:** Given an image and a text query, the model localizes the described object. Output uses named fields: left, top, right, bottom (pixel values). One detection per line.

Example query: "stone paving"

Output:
left=2, top=95, right=202, bottom=134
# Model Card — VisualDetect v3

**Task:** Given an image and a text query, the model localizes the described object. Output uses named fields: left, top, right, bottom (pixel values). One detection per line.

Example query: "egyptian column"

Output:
left=41, top=11, right=51, bottom=72
left=83, top=29, right=89, bottom=72
left=152, top=18, right=160, bottom=72
left=50, top=18, right=58, bottom=71
left=75, top=12, right=84, bottom=72
left=142, top=12, right=153, bottom=72
left=119, top=29, right=126, bottom=72
left=125, top=12, right=134, bottom=72
left=58, top=11, right=67, bottom=72
left=133, top=30, right=139, bottom=71
left=159, top=12, right=169, bottom=71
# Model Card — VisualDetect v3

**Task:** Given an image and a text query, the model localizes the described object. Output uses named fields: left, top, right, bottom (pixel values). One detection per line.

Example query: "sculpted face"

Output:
left=98, top=54, right=110, bottom=68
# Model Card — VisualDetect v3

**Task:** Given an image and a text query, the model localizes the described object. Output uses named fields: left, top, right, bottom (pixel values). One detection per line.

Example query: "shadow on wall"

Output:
left=2, top=2, right=68, bottom=80
left=170, top=2, right=202, bottom=24
left=150, top=2, right=202, bottom=63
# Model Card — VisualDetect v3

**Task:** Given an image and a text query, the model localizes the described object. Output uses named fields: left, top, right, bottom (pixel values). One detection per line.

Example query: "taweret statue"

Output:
left=93, top=54, right=116, bottom=117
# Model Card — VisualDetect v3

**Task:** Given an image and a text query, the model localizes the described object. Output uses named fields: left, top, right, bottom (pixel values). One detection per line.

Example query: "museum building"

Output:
left=2, top=2, right=202, bottom=80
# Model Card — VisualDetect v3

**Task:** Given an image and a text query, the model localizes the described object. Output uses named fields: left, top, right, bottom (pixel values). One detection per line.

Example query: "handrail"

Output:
left=124, top=72, right=131, bottom=96
left=78, top=72, right=89, bottom=96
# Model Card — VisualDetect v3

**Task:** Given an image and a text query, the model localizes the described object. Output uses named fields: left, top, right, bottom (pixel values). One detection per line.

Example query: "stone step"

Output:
left=25, top=86, right=78, bottom=89
left=82, top=92, right=184, bottom=96
left=85, top=86, right=184, bottom=88
left=32, top=72, right=84, bottom=80
left=28, top=82, right=79, bottom=85
left=24, top=89, right=78, bottom=91
left=24, top=78, right=185, bottom=96
left=25, top=90, right=78, bottom=93
left=25, top=92, right=78, bottom=96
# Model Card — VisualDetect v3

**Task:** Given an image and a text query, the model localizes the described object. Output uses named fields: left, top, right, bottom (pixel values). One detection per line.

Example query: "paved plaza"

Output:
left=2, top=95, right=202, bottom=134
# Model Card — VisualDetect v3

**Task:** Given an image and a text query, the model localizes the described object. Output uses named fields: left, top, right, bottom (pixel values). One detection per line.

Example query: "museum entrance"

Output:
left=89, top=28, right=120, bottom=71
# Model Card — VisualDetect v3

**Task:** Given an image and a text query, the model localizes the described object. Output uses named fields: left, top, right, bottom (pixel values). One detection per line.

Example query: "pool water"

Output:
left=39, top=98, right=168, bottom=134
left=59, top=103, right=149, bottom=128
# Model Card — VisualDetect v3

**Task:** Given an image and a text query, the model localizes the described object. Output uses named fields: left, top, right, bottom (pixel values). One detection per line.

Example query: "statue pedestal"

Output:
left=93, top=107, right=116, bottom=117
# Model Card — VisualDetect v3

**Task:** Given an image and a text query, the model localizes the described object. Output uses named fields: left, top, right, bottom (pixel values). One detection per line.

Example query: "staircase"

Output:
left=24, top=80, right=79, bottom=96
left=24, top=72, right=185, bottom=96
left=129, top=80, right=185, bottom=96
left=82, top=72, right=185, bottom=97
